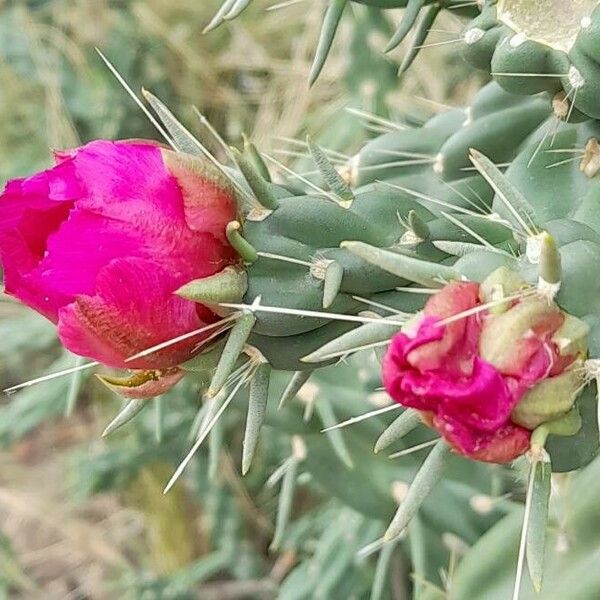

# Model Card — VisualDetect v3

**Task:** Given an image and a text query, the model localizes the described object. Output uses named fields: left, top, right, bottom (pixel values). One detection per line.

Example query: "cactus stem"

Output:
left=374, top=409, right=422, bottom=454
left=383, top=440, right=449, bottom=541
left=102, top=399, right=147, bottom=438
left=165, top=363, right=252, bottom=494
left=387, top=438, right=440, bottom=459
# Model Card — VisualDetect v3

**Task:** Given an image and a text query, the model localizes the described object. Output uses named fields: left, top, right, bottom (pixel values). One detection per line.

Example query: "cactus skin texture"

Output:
left=461, top=0, right=600, bottom=120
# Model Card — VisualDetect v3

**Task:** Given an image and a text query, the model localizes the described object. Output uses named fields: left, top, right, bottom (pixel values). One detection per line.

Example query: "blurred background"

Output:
left=0, top=1, right=487, bottom=598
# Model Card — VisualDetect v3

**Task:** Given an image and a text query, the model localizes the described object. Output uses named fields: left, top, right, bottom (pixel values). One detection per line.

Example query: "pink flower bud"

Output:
left=0, top=141, right=239, bottom=385
left=382, top=273, right=586, bottom=464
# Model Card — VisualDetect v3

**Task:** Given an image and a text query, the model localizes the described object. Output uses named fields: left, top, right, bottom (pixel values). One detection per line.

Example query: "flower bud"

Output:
left=0, top=140, right=240, bottom=395
left=383, top=267, right=587, bottom=464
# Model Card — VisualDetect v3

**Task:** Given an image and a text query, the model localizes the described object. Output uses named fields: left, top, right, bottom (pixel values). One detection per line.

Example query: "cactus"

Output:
left=7, top=2, right=600, bottom=598
left=126, top=76, right=600, bottom=593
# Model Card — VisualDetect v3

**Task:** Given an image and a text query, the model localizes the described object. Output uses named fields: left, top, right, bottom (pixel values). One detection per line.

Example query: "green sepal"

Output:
left=176, top=266, right=248, bottom=306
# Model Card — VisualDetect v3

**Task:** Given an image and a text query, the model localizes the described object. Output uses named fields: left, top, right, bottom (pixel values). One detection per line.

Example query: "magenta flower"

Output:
left=0, top=140, right=239, bottom=379
left=382, top=280, right=578, bottom=463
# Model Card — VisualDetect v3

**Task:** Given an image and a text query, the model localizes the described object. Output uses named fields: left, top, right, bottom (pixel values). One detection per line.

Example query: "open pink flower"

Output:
left=0, top=140, right=239, bottom=375
left=383, top=281, right=574, bottom=463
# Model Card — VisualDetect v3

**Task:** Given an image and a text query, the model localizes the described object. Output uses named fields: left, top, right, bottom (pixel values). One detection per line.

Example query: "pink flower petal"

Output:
left=57, top=257, right=216, bottom=369
left=434, top=415, right=530, bottom=464
left=407, top=282, right=481, bottom=375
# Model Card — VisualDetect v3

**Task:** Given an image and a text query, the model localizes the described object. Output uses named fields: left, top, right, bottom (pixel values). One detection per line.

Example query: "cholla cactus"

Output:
left=5, top=2, right=600, bottom=598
